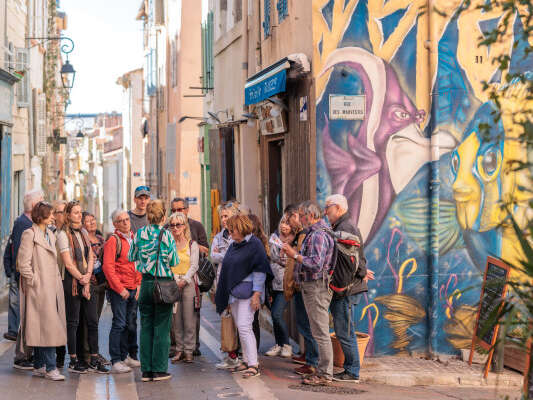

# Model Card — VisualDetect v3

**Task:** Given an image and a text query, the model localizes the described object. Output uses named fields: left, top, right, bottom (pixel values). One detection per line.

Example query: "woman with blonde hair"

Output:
left=215, top=214, right=271, bottom=378
left=17, top=202, right=67, bottom=381
left=128, top=199, right=179, bottom=382
left=168, top=212, right=200, bottom=364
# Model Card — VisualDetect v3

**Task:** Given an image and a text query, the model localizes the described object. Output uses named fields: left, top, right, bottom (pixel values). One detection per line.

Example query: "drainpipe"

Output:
left=242, top=0, right=249, bottom=103
left=427, top=1, right=439, bottom=358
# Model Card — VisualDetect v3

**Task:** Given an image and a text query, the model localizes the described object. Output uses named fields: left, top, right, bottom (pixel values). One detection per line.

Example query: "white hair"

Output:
left=111, top=208, right=127, bottom=222
left=326, top=194, right=348, bottom=212
left=23, top=189, right=44, bottom=212
left=299, top=201, right=322, bottom=219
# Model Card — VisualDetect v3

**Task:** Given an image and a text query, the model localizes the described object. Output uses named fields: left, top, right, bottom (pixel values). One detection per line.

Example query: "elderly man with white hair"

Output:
left=102, top=209, right=142, bottom=373
left=2, top=189, right=44, bottom=368
left=282, top=200, right=336, bottom=386
left=324, top=194, right=374, bottom=383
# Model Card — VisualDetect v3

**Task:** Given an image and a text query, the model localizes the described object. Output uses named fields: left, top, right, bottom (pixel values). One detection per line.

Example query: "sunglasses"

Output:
left=136, top=186, right=150, bottom=192
left=169, top=223, right=185, bottom=228
left=171, top=207, right=187, bottom=213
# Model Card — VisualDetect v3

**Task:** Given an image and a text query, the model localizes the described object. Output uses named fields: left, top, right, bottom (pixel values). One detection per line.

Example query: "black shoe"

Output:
left=332, top=372, right=360, bottom=383
left=88, top=357, right=109, bottom=374
left=68, top=360, right=88, bottom=374
left=141, top=371, right=153, bottom=382
left=168, top=349, right=177, bottom=359
left=56, top=358, right=65, bottom=369
left=152, top=372, right=171, bottom=381
left=13, top=359, right=33, bottom=370
left=193, top=349, right=201, bottom=357
left=97, top=354, right=111, bottom=366
left=3, top=332, right=16, bottom=341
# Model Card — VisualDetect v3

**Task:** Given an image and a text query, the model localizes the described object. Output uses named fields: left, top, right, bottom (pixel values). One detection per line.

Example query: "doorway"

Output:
left=221, top=127, right=236, bottom=201
left=267, top=140, right=283, bottom=234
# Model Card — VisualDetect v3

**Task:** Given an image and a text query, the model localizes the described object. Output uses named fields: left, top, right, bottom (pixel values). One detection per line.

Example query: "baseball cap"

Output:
left=134, top=186, right=151, bottom=198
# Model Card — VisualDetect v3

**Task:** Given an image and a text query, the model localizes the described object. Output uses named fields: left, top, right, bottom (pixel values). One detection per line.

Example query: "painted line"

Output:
left=199, top=325, right=278, bottom=400
left=76, top=372, right=138, bottom=400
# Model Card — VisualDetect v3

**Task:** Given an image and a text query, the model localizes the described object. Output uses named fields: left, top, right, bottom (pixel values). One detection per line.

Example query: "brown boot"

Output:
left=171, top=351, right=184, bottom=364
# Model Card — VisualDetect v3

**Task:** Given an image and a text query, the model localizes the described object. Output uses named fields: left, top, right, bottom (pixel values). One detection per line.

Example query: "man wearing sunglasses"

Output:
left=128, top=186, right=151, bottom=234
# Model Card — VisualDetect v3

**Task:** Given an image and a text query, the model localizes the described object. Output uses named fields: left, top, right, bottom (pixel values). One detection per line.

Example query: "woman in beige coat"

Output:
left=17, top=201, right=67, bottom=381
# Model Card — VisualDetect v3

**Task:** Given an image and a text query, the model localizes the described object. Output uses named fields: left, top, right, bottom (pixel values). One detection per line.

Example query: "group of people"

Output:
left=211, top=196, right=372, bottom=386
left=3, top=183, right=371, bottom=387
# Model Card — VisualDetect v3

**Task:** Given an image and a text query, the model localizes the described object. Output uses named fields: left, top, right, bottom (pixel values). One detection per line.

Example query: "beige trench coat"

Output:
left=16, top=225, right=67, bottom=347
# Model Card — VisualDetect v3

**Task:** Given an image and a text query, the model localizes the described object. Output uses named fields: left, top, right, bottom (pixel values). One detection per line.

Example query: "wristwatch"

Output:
left=293, top=253, right=299, bottom=260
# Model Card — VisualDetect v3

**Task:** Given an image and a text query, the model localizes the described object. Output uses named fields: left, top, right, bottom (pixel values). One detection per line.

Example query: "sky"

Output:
left=61, top=0, right=144, bottom=114
left=61, top=0, right=208, bottom=115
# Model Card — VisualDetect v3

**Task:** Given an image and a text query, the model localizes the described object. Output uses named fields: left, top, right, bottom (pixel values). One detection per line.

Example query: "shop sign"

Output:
left=329, top=95, right=365, bottom=120
left=185, top=196, right=198, bottom=205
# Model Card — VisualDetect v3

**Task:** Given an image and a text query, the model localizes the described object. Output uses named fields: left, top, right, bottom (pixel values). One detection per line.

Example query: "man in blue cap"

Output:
left=128, top=186, right=151, bottom=234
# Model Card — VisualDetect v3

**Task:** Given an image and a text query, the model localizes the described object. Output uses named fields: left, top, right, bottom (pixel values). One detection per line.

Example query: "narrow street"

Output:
left=0, top=299, right=520, bottom=400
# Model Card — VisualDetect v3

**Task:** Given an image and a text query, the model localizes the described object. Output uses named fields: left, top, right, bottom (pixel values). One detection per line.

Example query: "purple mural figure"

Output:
left=320, top=47, right=457, bottom=242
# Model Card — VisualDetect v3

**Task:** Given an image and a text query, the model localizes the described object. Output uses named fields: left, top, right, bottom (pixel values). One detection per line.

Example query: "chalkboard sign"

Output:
left=469, top=256, right=511, bottom=377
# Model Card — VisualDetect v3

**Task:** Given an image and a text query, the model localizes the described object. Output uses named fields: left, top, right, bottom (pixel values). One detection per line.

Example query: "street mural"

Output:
left=313, top=0, right=532, bottom=355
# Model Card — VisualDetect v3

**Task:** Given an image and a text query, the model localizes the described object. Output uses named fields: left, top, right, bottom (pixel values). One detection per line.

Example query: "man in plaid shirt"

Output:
left=282, top=201, right=336, bottom=386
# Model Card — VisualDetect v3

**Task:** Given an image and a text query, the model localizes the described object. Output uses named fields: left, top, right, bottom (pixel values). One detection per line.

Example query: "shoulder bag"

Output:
left=153, top=229, right=182, bottom=304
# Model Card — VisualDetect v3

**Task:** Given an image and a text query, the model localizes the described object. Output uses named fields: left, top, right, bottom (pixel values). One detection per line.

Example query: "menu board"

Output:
left=469, top=256, right=511, bottom=377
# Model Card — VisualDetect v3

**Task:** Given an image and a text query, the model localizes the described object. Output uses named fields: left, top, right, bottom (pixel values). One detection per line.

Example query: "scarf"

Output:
left=215, top=235, right=272, bottom=314
left=66, top=225, right=90, bottom=296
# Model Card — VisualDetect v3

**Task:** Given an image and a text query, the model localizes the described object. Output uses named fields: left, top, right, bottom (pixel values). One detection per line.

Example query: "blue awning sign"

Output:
left=244, top=61, right=289, bottom=105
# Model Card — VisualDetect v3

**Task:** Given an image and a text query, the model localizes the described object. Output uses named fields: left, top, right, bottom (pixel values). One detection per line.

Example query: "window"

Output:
left=234, top=0, right=242, bottom=23
left=15, top=48, right=30, bottom=107
left=171, top=39, right=177, bottom=88
left=202, top=11, right=214, bottom=94
left=263, top=0, right=271, bottom=38
left=36, top=92, right=47, bottom=156
left=277, top=0, right=288, bottom=23
left=145, top=49, right=157, bottom=96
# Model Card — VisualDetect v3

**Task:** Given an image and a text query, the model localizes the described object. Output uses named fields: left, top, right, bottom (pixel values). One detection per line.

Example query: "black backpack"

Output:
left=325, top=229, right=361, bottom=296
left=94, top=234, right=122, bottom=285
left=197, top=255, right=216, bottom=293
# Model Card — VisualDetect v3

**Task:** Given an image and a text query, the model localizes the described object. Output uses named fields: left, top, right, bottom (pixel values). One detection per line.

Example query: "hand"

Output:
left=250, top=292, right=261, bottom=311
left=364, top=269, right=375, bottom=283
left=82, top=284, right=91, bottom=300
left=282, top=244, right=297, bottom=258
left=198, top=245, right=209, bottom=255
left=120, top=289, right=129, bottom=300
left=79, top=273, right=90, bottom=285
left=177, top=279, right=187, bottom=289
left=135, top=286, right=140, bottom=301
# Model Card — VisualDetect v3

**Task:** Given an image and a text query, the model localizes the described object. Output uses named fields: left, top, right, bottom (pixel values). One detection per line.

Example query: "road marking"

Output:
left=76, top=372, right=138, bottom=400
left=200, top=325, right=278, bottom=400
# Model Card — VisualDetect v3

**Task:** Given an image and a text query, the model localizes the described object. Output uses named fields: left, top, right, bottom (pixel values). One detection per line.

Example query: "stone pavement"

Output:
left=0, top=297, right=525, bottom=399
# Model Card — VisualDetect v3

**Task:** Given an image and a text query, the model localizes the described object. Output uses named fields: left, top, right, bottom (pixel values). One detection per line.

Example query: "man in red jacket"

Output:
left=103, top=209, right=142, bottom=373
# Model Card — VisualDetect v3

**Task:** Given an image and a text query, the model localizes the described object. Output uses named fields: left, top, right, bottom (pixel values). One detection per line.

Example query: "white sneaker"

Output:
left=45, top=369, right=65, bottom=381
left=124, top=356, right=141, bottom=368
left=265, top=345, right=282, bottom=357
left=32, top=367, right=46, bottom=377
left=215, top=356, right=240, bottom=370
left=281, top=344, right=292, bottom=358
left=111, top=361, right=132, bottom=374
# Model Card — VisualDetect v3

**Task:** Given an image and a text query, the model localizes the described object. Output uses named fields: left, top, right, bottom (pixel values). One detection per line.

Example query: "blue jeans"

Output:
left=109, top=288, right=139, bottom=364
left=7, top=275, right=20, bottom=336
left=34, top=347, right=56, bottom=372
left=271, top=291, right=289, bottom=346
left=330, top=293, right=362, bottom=378
left=294, top=291, right=318, bottom=367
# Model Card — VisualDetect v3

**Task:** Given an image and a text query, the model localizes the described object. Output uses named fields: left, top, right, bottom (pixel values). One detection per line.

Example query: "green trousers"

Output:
left=138, top=275, right=173, bottom=373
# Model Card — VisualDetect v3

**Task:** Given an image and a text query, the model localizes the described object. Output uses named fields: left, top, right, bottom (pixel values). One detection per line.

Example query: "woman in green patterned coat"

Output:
left=128, top=199, right=179, bottom=382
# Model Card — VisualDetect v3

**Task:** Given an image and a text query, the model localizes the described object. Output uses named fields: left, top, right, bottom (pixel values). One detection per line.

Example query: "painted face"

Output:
left=451, top=126, right=503, bottom=231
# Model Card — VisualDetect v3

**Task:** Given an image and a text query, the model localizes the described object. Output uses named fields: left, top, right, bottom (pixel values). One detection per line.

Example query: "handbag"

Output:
left=153, top=229, right=182, bottom=304
left=220, top=310, right=238, bottom=352
left=197, top=255, right=216, bottom=292
left=230, top=281, right=253, bottom=299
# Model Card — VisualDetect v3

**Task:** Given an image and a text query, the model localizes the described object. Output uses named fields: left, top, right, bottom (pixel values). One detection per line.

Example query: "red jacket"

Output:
left=103, top=230, right=141, bottom=294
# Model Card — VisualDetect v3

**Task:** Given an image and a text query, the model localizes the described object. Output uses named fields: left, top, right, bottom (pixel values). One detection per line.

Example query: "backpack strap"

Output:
left=110, top=234, right=122, bottom=261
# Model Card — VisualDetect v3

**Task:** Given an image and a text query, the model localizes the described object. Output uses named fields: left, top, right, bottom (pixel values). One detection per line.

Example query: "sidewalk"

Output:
left=359, top=355, right=524, bottom=388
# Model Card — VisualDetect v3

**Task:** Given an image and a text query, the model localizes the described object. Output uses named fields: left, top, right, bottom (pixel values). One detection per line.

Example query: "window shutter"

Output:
left=263, top=0, right=271, bottom=38
left=36, top=92, right=47, bottom=156
left=16, top=48, right=30, bottom=107
left=166, top=123, right=176, bottom=174
left=277, top=0, right=288, bottom=23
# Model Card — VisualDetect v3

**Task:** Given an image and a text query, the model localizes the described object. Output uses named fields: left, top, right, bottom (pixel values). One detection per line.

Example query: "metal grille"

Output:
left=277, top=0, right=288, bottom=23
left=36, top=92, right=47, bottom=156
left=263, top=0, right=271, bottom=38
